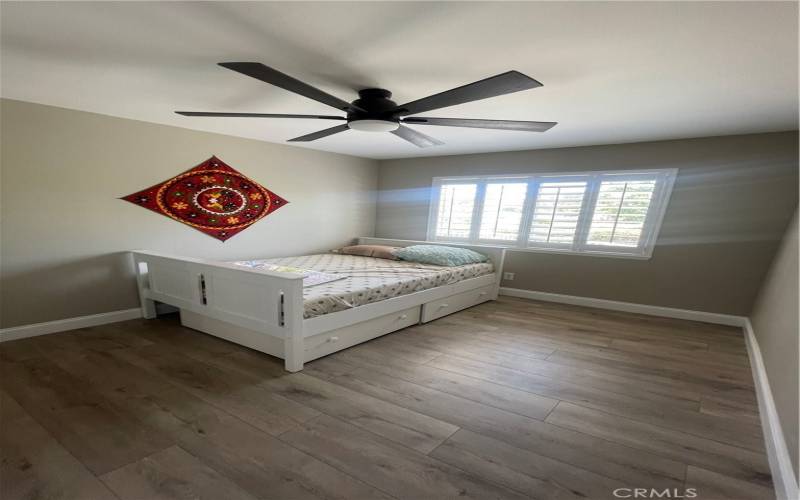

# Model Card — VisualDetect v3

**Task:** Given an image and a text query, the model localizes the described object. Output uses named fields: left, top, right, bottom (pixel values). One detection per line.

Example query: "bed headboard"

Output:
left=356, top=237, right=506, bottom=283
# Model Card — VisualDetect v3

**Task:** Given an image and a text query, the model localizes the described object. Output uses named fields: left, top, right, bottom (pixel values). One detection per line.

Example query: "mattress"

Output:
left=234, top=253, right=494, bottom=318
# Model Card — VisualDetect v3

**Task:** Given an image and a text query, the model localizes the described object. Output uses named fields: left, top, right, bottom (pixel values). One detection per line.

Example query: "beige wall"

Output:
left=2, top=100, right=796, bottom=327
left=376, top=132, right=798, bottom=315
left=750, top=209, right=799, bottom=475
left=0, top=99, right=378, bottom=328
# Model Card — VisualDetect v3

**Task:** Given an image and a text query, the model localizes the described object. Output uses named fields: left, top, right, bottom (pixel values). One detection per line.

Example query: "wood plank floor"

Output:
left=1, top=297, right=773, bottom=500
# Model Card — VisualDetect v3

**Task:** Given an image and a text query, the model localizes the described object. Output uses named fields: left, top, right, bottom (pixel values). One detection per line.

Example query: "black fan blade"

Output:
left=402, top=117, right=556, bottom=132
left=219, top=62, right=365, bottom=114
left=288, top=124, right=350, bottom=142
left=395, top=71, right=542, bottom=116
left=175, top=111, right=346, bottom=120
left=391, top=125, right=444, bottom=148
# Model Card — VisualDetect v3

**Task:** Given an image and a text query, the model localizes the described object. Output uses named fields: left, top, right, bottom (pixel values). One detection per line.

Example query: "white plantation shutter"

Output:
left=434, top=183, right=477, bottom=239
left=479, top=182, right=527, bottom=241
left=528, top=181, right=587, bottom=245
left=587, top=179, right=656, bottom=247
left=428, top=169, right=675, bottom=258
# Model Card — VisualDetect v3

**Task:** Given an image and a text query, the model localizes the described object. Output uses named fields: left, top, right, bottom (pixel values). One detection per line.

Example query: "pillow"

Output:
left=334, top=244, right=400, bottom=260
left=393, top=245, right=489, bottom=267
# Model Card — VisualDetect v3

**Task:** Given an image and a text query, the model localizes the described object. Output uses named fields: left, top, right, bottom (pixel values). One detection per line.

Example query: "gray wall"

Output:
left=376, top=132, right=798, bottom=315
left=0, top=99, right=378, bottom=328
left=750, top=209, right=799, bottom=475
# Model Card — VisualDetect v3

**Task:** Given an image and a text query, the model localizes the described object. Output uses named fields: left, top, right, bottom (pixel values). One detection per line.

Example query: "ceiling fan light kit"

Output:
left=348, top=119, right=400, bottom=133
left=176, top=63, right=557, bottom=148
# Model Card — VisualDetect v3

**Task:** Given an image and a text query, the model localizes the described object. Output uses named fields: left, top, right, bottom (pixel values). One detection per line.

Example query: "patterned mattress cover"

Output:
left=234, top=254, right=494, bottom=319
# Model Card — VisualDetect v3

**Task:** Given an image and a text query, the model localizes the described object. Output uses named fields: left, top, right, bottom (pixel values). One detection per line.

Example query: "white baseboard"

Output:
left=0, top=308, right=142, bottom=342
left=743, top=319, right=799, bottom=500
left=499, top=287, right=747, bottom=327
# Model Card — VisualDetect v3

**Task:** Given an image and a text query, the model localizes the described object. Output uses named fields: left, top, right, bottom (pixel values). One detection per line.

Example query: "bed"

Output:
left=131, top=237, right=505, bottom=372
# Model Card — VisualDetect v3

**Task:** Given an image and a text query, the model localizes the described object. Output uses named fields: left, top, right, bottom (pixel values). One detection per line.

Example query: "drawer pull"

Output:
left=479, top=292, right=488, bottom=296
left=398, top=314, right=408, bottom=320
left=306, top=335, right=340, bottom=352
left=439, top=303, right=449, bottom=309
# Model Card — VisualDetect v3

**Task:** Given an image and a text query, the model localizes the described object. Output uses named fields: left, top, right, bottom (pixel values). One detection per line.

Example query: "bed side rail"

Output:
left=130, top=250, right=303, bottom=339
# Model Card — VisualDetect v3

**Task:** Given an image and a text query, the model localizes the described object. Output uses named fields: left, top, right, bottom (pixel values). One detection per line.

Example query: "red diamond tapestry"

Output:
left=122, top=156, right=288, bottom=241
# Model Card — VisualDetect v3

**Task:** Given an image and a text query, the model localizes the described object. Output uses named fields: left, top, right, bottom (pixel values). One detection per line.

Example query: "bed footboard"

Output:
left=130, top=251, right=307, bottom=371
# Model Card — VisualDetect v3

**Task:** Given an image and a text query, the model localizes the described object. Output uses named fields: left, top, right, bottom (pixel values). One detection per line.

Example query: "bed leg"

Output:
left=284, top=355, right=304, bottom=372
left=282, top=283, right=305, bottom=372
left=284, top=328, right=304, bottom=372
left=132, top=255, right=157, bottom=319
left=140, top=298, right=157, bottom=320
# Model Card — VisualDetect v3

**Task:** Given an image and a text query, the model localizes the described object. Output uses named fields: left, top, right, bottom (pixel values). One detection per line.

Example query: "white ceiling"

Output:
left=1, top=1, right=797, bottom=160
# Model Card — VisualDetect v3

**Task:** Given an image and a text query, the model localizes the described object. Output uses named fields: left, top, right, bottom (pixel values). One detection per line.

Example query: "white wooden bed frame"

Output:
left=131, top=237, right=505, bottom=372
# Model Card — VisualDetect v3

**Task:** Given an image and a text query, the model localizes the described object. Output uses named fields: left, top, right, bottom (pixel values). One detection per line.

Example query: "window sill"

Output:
left=506, top=246, right=653, bottom=260
left=427, top=238, right=653, bottom=260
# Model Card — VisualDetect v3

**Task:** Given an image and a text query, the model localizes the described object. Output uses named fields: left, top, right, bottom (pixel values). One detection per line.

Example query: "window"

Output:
left=587, top=179, right=656, bottom=247
left=528, top=180, right=587, bottom=246
left=427, top=169, right=677, bottom=258
left=479, top=182, right=527, bottom=241
left=434, top=182, right=477, bottom=239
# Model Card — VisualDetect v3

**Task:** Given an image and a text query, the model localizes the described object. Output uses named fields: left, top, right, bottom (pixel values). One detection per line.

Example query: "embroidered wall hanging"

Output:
left=122, top=156, right=288, bottom=241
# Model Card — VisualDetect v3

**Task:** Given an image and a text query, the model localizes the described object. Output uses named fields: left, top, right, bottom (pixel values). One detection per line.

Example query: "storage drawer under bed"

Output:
left=421, top=283, right=495, bottom=323
left=303, top=305, right=421, bottom=362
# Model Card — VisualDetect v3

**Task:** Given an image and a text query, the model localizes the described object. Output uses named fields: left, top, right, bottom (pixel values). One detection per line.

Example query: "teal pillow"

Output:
left=393, top=245, right=489, bottom=266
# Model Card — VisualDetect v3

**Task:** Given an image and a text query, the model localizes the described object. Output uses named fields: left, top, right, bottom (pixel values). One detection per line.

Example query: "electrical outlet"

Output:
left=503, top=272, right=515, bottom=281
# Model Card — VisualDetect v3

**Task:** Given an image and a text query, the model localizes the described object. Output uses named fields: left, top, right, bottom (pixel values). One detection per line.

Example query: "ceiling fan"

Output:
left=176, top=63, right=557, bottom=148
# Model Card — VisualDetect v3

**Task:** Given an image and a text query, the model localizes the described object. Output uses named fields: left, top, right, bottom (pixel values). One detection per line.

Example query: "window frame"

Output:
left=426, top=168, right=678, bottom=259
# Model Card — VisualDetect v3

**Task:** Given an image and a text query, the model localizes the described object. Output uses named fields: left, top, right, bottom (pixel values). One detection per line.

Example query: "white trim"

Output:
left=504, top=245, right=653, bottom=260
left=743, top=319, right=799, bottom=500
left=431, top=168, right=677, bottom=183
left=498, top=287, right=746, bottom=326
left=0, top=308, right=142, bottom=342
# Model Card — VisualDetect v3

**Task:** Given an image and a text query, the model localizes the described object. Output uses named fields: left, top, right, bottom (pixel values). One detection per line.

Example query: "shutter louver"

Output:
left=479, top=182, right=527, bottom=241
left=587, top=180, right=656, bottom=247
left=528, top=181, right=587, bottom=245
left=434, top=183, right=477, bottom=239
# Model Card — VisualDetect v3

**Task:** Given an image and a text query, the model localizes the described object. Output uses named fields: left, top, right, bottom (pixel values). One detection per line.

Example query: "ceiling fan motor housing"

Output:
left=349, top=88, right=400, bottom=122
